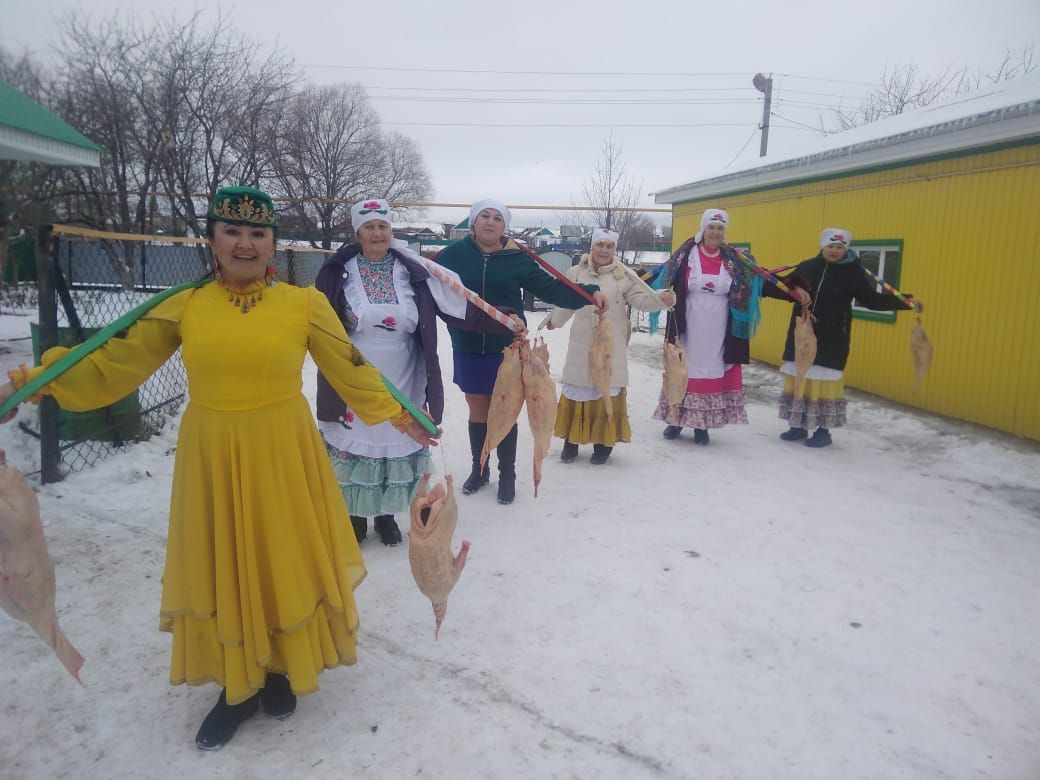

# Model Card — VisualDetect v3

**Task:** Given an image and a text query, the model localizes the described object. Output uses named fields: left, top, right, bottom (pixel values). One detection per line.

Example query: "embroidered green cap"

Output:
left=208, top=186, right=277, bottom=227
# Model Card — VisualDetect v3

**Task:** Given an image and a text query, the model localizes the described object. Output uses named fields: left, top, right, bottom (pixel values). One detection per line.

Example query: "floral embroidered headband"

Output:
left=208, top=186, right=278, bottom=227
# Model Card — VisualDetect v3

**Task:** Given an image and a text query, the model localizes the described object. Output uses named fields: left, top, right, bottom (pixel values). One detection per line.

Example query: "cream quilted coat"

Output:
left=548, top=254, right=670, bottom=388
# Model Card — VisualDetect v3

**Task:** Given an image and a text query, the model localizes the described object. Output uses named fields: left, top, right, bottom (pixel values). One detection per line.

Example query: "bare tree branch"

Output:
left=266, top=84, right=432, bottom=249
left=830, top=47, right=1036, bottom=131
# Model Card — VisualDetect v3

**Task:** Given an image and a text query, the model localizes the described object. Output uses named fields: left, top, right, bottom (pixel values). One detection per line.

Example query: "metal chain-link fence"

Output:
left=30, top=225, right=334, bottom=482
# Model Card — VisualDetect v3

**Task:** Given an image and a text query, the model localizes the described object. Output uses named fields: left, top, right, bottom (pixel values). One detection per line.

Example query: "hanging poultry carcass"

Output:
left=521, top=340, right=557, bottom=497
left=480, top=341, right=526, bottom=469
left=0, top=450, right=84, bottom=682
left=588, top=313, right=614, bottom=424
left=793, top=306, right=817, bottom=401
left=408, top=473, right=470, bottom=639
left=910, top=315, right=933, bottom=390
left=531, top=336, right=550, bottom=374
left=662, top=340, right=687, bottom=408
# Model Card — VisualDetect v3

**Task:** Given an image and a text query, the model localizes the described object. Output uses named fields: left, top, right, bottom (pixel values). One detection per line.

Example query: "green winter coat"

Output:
left=435, top=235, right=599, bottom=355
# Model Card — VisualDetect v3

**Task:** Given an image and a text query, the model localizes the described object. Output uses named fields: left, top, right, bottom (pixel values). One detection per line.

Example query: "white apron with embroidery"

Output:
left=682, top=250, right=733, bottom=379
left=317, top=258, right=426, bottom=458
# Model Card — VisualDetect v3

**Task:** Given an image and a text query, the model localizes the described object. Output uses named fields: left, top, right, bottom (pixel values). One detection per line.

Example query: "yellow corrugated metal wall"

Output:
left=670, top=142, right=1040, bottom=440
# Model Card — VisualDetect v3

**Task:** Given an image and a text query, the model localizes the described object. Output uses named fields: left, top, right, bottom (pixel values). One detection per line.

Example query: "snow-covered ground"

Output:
left=1, top=303, right=1038, bottom=780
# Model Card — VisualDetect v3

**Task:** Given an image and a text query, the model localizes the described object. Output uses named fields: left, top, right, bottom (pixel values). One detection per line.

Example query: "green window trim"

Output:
left=852, top=239, right=903, bottom=324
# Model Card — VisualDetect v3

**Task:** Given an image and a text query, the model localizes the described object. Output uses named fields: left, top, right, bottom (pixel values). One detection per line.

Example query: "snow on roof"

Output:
left=654, top=72, right=1040, bottom=205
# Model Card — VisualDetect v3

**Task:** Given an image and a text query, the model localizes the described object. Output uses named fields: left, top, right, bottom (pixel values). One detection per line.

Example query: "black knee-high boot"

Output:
left=462, top=421, right=491, bottom=495
left=496, top=424, right=518, bottom=505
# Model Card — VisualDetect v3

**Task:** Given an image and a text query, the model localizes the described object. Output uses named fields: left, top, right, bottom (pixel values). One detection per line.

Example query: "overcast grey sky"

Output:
left=2, top=0, right=1037, bottom=227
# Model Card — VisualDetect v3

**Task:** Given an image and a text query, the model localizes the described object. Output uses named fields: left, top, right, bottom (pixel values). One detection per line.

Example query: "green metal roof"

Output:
left=0, top=80, right=102, bottom=166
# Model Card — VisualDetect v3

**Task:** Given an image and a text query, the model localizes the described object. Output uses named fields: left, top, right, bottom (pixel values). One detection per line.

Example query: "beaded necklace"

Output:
left=218, top=266, right=278, bottom=313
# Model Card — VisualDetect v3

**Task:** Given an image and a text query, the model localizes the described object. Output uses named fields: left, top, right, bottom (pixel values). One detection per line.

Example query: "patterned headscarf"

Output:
left=660, top=235, right=762, bottom=340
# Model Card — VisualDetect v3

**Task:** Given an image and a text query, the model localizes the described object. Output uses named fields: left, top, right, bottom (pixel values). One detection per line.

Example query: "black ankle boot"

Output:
left=560, top=440, right=579, bottom=463
left=462, top=421, right=491, bottom=495
left=693, top=428, right=710, bottom=445
left=805, top=427, right=832, bottom=448
left=590, top=444, right=613, bottom=465
left=195, top=689, right=259, bottom=750
left=374, top=514, right=402, bottom=546
left=663, top=425, right=682, bottom=440
left=496, top=424, right=518, bottom=505
left=350, top=515, right=367, bottom=543
left=260, top=673, right=296, bottom=720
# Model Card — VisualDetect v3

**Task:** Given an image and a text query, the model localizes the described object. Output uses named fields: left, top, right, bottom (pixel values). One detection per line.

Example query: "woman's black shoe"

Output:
left=805, top=428, right=832, bottom=448
left=374, top=514, right=403, bottom=546
left=260, top=673, right=296, bottom=720
left=590, top=444, right=612, bottom=465
left=780, top=427, right=808, bottom=441
left=693, top=428, right=710, bottom=445
left=560, top=440, right=579, bottom=463
left=350, top=515, right=367, bottom=543
left=663, top=425, right=682, bottom=440
left=462, top=464, right=491, bottom=495
left=195, top=689, right=259, bottom=751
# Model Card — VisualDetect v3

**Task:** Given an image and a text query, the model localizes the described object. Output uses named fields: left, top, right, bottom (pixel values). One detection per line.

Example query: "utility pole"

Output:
left=753, top=72, right=773, bottom=157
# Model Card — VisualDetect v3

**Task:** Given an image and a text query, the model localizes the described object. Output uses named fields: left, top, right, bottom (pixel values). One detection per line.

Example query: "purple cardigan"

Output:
left=313, top=244, right=513, bottom=425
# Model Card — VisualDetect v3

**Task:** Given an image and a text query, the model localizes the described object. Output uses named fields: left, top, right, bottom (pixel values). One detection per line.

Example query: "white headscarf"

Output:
left=469, top=198, right=512, bottom=230
left=694, top=208, right=728, bottom=244
left=590, top=227, right=619, bottom=247
left=350, top=198, right=392, bottom=231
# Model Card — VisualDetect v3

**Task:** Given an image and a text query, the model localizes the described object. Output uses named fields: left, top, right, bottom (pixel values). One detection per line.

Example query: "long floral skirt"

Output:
left=778, top=375, right=847, bottom=429
left=652, top=365, right=747, bottom=429
left=554, top=389, right=632, bottom=446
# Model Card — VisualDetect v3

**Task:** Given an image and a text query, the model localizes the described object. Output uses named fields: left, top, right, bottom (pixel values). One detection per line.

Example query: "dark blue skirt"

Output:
left=452, top=350, right=504, bottom=395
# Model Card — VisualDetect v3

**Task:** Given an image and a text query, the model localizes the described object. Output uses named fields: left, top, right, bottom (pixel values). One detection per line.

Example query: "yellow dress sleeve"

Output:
left=305, top=287, right=404, bottom=426
left=25, top=291, right=188, bottom=412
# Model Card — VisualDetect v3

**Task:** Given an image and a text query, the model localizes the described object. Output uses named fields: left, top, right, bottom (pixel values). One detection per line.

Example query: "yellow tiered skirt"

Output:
left=553, top=389, right=632, bottom=446
left=159, top=396, right=365, bottom=704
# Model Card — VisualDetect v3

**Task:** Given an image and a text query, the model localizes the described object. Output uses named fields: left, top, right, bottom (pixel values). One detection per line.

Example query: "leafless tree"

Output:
left=51, top=12, right=156, bottom=243
left=267, top=83, right=432, bottom=249
left=618, top=212, right=657, bottom=263
left=565, top=135, right=649, bottom=260
left=830, top=46, right=1037, bottom=130
left=40, top=11, right=298, bottom=280
left=147, top=11, right=297, bottom=237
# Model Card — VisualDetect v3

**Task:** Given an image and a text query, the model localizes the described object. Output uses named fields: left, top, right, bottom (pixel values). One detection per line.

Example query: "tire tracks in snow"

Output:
left=364, top=630, right=673, bottom=777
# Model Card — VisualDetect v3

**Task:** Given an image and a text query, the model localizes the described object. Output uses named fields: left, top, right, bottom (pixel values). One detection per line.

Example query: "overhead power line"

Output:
left=303, top=64, right=752, bottom=77
left=304, top=63, right=878, bottom=88
left=366, top=84, right=757, bottom=94
left=381, top=121, right=760, bottom=129
left=364, top=84, right=870, bottom=99
left=368, top=95, right=762, bottom=105
left=769, top=112, right=835, bottom=133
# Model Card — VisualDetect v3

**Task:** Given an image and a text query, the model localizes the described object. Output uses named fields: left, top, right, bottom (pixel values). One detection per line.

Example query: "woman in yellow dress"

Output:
left=0, top=187, right=437, bottom=750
